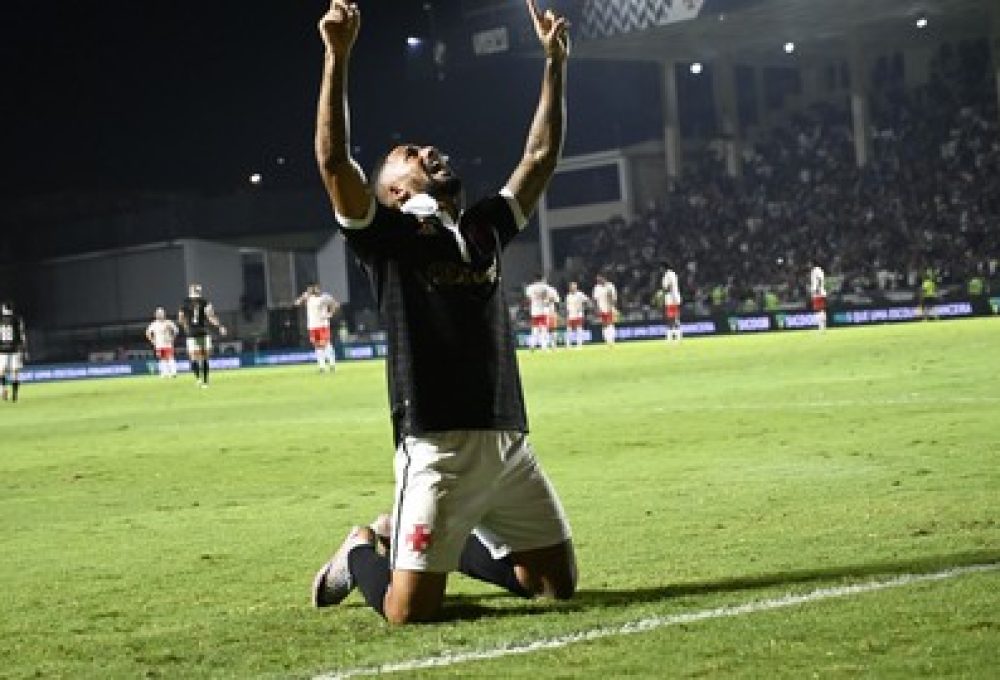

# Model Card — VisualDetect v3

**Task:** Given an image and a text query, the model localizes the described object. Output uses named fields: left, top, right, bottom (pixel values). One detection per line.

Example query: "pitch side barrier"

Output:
left=18, top=299, right=997, bottom=384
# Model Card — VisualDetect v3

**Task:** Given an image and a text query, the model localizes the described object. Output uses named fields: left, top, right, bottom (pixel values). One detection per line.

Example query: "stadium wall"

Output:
left=181, top=239, right=242, bottom=312
left=34, top=242, right=186, bottom=327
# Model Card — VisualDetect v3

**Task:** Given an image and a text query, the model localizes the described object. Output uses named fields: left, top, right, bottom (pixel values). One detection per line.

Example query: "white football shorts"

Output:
left=390, top=430, right=572, bottom=573
left=186, top=335, right=212, bottom=354
left=0, top=352, right=23, bottom=373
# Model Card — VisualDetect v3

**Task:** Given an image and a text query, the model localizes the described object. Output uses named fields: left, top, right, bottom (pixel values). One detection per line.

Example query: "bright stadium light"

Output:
left=406, top=36, right=423, bottom=48
left=915, top=16, right=928, bottom=29
left=783, top=41, right=796, bottom=54
left=690, top=62, right=703, bottom=75
left=249, top=172, right=262, bottom=185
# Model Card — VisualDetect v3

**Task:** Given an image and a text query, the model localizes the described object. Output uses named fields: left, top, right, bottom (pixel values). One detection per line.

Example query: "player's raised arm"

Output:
left=315, top=1, right=371, bottom=221
left=504, top=0, right=569, bottom=219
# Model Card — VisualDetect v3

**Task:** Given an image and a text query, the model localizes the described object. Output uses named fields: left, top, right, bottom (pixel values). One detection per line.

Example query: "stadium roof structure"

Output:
left=459, top=0, right=999, bottom=65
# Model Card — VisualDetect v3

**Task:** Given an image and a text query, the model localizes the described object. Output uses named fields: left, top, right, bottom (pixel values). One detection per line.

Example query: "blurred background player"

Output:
left=0, top=301, right=27, bottom=402
left=178, top=283, right=226, bottom=388
left=809, top=262, right=827, bottom=331
left=294, top=283, right=339, bottom=372
left=592, top=275, right=618, bottom=346
left=919, top=268, right=939, bottom=321
left=525, top=276, right=559, bottom=351
left=661, top=264, right=683, bottom=343
left=146, top=307, right=179, bottom=378
left=563, top=282, right=589, bottom=348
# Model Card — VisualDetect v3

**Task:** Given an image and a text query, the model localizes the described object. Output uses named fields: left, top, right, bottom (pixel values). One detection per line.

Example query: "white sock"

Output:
left=326, top=344, right=336, bottom=366
left=315, top=348, right=326, bottom=368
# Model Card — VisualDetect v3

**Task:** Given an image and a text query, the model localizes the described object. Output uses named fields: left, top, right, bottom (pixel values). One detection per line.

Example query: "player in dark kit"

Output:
left=310, top=0, right=576, bottom=624
left=178, top=284, right=226, bottom=388
left=0, top=302, right=27, bottom=402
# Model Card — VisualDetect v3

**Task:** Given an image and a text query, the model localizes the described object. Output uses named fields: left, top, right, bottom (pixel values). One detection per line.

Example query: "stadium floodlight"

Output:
left=915, top=16, right=928, bottom=29
left=249, top=173, right=262, bottom=185
left=783, top=41, right=796, bottom=54
left=407, top=36, right=423, bottom=48
left=690, top=62, right=703, bottom=75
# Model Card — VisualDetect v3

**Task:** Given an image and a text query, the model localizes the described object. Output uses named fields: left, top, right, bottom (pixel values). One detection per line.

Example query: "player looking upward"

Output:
left=563, top=281, right=589, bottom=348
left=178, top=284, right=226, bottom=388
left=146, top=307, right=179, bottom=378
left=295, top=283, right=339, bottom=372
left=662, top=265, right=682, bottom=342
left=0, top=301, right=27, bottom=402
left=310, top=0, right=575, bottom=625
left=592, top=275, right=618, bottom=346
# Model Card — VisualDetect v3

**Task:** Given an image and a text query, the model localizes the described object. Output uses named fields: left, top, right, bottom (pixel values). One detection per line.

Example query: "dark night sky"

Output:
left=1, top=1, right=662, bottom=202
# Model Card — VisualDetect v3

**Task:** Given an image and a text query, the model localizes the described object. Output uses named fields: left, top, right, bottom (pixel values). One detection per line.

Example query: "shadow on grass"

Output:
left=442, top=548, right=1000, bottom=618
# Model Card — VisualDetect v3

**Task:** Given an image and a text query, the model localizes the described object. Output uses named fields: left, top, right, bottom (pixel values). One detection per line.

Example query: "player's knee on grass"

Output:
left=383, top=570, right=448, bottom=625
left=513, top=540, right=577, bottom=600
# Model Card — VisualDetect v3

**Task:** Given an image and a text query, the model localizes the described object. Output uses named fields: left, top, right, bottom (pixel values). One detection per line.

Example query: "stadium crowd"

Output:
left=557, top=41, right=999, bottom=318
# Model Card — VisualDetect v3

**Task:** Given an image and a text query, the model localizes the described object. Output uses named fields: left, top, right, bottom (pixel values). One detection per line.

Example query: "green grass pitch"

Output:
left=2, top=319, right=998, bottom=678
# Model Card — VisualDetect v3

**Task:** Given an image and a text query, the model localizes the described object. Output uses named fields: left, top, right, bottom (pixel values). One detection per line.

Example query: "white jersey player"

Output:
left=662, top=267, right=682, bottom=342
left=563, top=282, right=589, bottom=348
left=146, top=307, right=179, bottom=377
left=591, top=275, right=618, bottom=346
left=295, top=284, right=339, bottom=371
left=809, top=263, right=827, bottom=331
left=524, top=278, right=559, bottom=350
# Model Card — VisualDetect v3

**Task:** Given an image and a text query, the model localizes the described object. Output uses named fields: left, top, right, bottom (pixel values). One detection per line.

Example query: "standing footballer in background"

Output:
left=563, top=281, right=589, bottom=348
left=809, top=261, right=827, bottom=331
left=662, top=263, right=682, bottom=343
left=525, top=275, right=559, bottom=351
left=592, top=274, right=618, bottom=346
left=146, top=307, right=179, bottom=378
left=178, top=284, right=226, bottom=389
left=0, top=301, right=27, bottom=402
left=294, top=283, right=339, bottom=372
left=310, top=0, right=576, bottom=625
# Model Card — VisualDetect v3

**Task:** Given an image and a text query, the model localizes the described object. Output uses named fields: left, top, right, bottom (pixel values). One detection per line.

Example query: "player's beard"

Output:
left=426, top=174, right=463, bottom=203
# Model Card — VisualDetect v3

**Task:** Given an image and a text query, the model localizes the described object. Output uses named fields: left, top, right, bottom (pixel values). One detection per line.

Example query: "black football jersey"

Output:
left=340, top=193, right=527, bottom=444
left=180, top=297, right=212, bottom=335
left=0, top=312, right=24, bottom=353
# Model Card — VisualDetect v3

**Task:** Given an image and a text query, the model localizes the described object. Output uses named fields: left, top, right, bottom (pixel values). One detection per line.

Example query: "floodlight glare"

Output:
left=690, top=62, right=703, bottom=75
left=406, top=36, right=423, bottom=48
left=915, top=16, right=928, bottom=29
left=783, top=41, right=796, bottom=54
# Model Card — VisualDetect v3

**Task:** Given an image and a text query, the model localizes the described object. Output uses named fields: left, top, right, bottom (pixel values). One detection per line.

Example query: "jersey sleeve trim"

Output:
left=335, top=198, right=378, bottom=230
left=499, top=187, right=528, bottom=231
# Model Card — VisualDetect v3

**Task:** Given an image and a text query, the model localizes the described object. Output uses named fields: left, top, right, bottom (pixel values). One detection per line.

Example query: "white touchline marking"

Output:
left=313, top=562, right=999, bottom=680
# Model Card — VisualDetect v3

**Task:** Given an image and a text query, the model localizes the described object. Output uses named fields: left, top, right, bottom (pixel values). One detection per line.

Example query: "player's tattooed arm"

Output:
left=316, top=0, right=371, bottom=221
left=505, top=0, right=569, bottom=221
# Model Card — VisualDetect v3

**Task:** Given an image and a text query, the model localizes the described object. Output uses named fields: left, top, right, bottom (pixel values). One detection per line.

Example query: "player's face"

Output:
left=381, top=144, right=462, bottom=206
left=155, top=308, right=165, bottom=320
